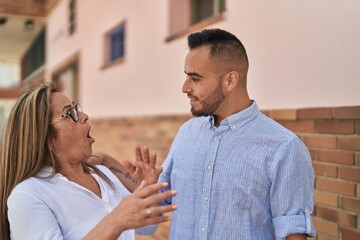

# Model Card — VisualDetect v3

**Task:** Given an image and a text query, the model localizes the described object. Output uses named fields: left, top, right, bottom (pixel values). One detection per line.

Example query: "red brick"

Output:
left=357, top=184, right=360, bottom=198
left=303, top=135, right=337, bottom=149
left=317, top=178, right=356, bottom=196
left=316, top=232, right=338, bottom=240
left=316, top=120, right=355, bottom=134
left=333, top=106, right=360, bottom=119
left=313, top=217, right=339, bottom=237
left=268, top=109, right=297, bottom=120
left=317, top=150, right=354, bottom=165
left=339, top=166, right=360, bottom=182
left=313, top=162, right=338, bottom=178
left=341, top=227, right=360, bottom=240
left=314, top=191, right=339, bottom=207
left=308, top=149, right=317, bottom=160
left=357, top=153, right=360, bottom=167
left=316, top=206, right=356, bottom=227
left=341, top=197, right=360, bottom=213
left=339, top=137, right=360, bottom=151
left=297, top=108, right=333, bottom=119
left=278, top=120, right=315, bottom=133
left=357, top=121, right=360, bottom=135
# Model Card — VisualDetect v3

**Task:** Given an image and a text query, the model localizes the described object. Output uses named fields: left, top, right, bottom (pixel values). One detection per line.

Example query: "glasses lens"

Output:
left=76, top=103, right=82, bottom=113
left=68, top=106, right=79, bottom=122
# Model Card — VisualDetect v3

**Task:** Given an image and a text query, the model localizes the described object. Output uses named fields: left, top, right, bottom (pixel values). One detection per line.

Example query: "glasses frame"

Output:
left=49, top=102, right=82, bottom=125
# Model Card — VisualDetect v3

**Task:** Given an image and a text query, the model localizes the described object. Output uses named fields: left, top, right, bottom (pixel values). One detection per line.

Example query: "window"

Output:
left=22, top=28, right=45, bottom=79
left=68, top=0, right=76, bottom=35
left=191, top=0, right=225, bottom=24
left=168, top=0, right=226, bottom=42
left=103, top=21, right=126, bottom=68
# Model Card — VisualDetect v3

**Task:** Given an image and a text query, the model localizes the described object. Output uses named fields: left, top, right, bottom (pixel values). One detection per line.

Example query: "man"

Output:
left=158, top=28, right=316, bottom=239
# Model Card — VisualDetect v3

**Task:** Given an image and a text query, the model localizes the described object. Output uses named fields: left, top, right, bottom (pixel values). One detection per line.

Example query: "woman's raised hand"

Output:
left=123, top=145, right=163, bottom=185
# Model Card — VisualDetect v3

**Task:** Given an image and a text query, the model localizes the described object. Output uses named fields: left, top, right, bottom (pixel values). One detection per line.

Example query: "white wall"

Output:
left=46, top=0, right=360, bottom=117
left=0, top=63, right=20, bottom=87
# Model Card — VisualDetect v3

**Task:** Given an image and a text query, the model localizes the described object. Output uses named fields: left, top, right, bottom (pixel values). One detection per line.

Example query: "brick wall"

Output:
left=266, top=106, right=360, bottom=240
left=90, top=105, right=360, bottom=240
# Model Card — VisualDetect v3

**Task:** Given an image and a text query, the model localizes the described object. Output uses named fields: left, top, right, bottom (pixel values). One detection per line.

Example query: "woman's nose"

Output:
left=80, top=112, right=89, bottom=122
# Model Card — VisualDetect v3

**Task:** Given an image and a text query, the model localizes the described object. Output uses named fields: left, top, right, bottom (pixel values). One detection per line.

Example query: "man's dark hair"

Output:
left=187, top=28, right=248, bottom=70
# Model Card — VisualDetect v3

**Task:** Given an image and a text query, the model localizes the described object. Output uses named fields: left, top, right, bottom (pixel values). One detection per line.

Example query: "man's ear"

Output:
left=223, top=71, right=239, bottom=92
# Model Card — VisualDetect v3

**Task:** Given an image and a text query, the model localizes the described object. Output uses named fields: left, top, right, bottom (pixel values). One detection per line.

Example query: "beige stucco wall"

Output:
left=45, top=0, right=360, bottom=118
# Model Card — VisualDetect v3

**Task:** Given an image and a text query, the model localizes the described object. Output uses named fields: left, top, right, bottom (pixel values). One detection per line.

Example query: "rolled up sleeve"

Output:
left=270, top=137, right=316, bottom=239
left=272, top=208, right=315, bottom=239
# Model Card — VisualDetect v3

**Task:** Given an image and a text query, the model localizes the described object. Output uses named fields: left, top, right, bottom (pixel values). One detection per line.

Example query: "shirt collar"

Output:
left=208, top=100, right=260, bottom=132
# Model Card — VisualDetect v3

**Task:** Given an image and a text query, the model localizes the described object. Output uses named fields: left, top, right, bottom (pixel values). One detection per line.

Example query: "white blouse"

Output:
left=7, top=165, right=156, bottom=240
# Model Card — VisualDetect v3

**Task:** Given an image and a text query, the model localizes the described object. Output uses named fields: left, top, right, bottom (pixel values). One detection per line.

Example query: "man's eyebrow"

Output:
left=184, top=71, right=203, bottom=78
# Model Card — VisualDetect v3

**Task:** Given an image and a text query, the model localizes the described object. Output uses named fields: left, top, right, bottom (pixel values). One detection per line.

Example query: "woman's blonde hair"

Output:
left=0, top=84, right=109, bottom=240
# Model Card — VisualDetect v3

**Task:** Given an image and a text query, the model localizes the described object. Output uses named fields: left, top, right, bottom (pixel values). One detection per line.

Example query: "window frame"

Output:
left=102, top=20, right=126, bottom=69
left=166, top=0, right=226, bottom=42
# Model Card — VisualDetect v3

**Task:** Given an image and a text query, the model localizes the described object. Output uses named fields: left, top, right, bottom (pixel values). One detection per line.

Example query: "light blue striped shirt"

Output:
left=159, top=101, right=316, bottom=240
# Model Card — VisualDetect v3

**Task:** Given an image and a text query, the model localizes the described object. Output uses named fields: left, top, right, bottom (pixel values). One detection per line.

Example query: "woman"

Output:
left=0, top=84, right=177, bottom=240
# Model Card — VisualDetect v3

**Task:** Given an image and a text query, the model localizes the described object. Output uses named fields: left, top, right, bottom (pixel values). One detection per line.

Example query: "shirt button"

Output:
left=204, top=196, right=209, bottom=201
left=201, top=227, right=206, bottom=232
left=207, top=165, right=212, bottom=170
left=214, top=136, right=218, bottom=141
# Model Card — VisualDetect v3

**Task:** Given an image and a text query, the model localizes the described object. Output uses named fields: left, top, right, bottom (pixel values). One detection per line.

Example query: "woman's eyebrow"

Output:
left=62, top=104, right=72, bottom=112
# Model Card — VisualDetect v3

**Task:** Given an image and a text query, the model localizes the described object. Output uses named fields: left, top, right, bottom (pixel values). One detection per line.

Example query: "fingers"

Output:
left=135, top=180, right=147, bottom=191
left=145, top=207, right=152, bottom=217
left=135, top=145, right=152, bottom=165
left=114, top=183, right=176, bottom=231
left=142, top=146, right=150, bottom=164
left=149, top=152, right=157, bottom=169
left=144, top=204, right=177, bottom=218
left=140, top=190, right=176, bottom=209
left=134, top=181, right=166, bottom=196
left=135, top=182, right=174, bottom=200
left=139, top=215, right=171, bottom=226
left=135, top=145, right=143, bottom=163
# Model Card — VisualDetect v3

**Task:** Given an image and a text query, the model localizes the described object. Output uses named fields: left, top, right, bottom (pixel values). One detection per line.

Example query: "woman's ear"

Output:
left=223, top=71, right=239, bottom=92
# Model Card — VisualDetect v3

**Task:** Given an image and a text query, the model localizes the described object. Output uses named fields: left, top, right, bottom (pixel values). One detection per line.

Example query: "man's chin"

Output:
left=191, top=108, right=209, bottom=117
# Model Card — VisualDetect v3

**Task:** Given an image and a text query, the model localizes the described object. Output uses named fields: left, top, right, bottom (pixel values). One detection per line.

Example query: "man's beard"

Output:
left=190, top=84, right=225, bottom=117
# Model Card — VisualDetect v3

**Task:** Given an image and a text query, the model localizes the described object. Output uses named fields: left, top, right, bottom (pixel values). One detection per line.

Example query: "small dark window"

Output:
left=68, top=0, right=76, bottom=35
left=108, top=25, right=125, bottom=62
left=191, top=0, right=225, bottom=24
left=167, top=0, right=226, bottom=42
left=22, top=28, right=45, bottom=79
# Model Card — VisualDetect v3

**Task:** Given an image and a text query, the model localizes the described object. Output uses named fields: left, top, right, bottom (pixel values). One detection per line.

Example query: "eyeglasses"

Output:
left=49, top=102, right=82, bottom=125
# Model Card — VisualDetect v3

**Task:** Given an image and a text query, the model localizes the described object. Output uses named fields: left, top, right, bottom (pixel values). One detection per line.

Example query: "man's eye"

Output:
left=192, top=77, right=200, bottom=82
